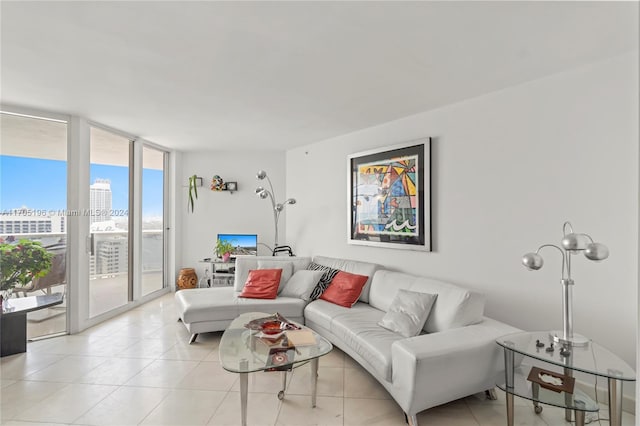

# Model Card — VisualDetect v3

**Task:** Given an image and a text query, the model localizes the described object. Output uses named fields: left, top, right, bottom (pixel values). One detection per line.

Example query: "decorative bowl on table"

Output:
left=261, top=321, right=283, bottom=335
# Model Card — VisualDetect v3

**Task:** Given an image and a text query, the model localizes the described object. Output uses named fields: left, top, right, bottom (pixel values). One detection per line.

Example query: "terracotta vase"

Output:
left=177, top=268, right=198, bottom=290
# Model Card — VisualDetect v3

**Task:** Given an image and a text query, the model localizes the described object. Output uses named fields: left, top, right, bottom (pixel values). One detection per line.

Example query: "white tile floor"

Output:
left=1, top=293, right=635, bottom=425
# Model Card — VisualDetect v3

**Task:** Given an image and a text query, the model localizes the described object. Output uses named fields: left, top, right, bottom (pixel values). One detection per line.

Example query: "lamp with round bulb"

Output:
left=521, top=221, right=608, bottom=346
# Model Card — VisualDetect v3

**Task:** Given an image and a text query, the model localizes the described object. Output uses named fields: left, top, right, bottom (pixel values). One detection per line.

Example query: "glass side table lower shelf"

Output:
left=496, top=365, right=599, bottom=425
left=497, top=331, right=636, bottom=426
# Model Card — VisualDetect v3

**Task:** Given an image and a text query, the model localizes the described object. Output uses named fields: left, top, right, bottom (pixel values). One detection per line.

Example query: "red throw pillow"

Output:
left=239, top=269, right=283, bottom=299
left=319, top=271, right=369, bottom=308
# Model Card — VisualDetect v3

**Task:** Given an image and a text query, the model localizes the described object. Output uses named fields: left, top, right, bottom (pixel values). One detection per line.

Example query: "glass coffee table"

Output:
left=496, top=331, right=635, bottom=426
left=219, top=312, right=333, bottom=426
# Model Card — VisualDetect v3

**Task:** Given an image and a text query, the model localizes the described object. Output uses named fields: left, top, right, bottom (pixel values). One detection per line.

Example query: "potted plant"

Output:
left=187, top=175, right=201, bottom=213
left=215, top=239, right=235, bottom=263
left=0, top=239, right=52, bottom=301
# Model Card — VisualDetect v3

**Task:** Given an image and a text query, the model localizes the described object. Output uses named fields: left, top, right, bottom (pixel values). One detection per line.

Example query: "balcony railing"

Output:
left=1, top=229, right=164, bottom=338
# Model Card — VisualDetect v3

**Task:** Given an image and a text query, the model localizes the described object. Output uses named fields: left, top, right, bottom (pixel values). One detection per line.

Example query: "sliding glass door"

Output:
left=141, top=145, right=166, bottom=296
left=88, top=126, right=131, bottom=317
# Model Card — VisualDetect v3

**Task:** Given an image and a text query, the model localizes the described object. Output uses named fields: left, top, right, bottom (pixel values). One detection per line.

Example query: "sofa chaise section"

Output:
left=174, top=256, right=312, bottom=343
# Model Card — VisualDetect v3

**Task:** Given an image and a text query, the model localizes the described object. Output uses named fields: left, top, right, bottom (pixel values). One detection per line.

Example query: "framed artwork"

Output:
left=347, top=138, right=431, bottom=251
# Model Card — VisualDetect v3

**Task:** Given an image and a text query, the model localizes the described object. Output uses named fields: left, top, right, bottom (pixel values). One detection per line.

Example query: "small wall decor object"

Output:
left=226, top=181, right=238, bottom=193
left=211, top=175, right=225, bottom=191
left=347, top=138, right=431, bottom=251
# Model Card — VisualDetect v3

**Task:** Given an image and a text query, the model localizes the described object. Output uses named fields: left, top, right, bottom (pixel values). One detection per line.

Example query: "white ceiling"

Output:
left=1, top=1, right=637, bottom=152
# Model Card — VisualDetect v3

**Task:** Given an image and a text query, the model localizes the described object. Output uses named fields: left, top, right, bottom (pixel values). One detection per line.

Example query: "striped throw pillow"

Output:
left=307, top=262, right=340, bottom=300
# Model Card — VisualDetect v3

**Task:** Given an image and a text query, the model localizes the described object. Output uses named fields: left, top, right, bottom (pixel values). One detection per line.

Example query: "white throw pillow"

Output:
left=257, top=260, right=294, bottom=293
left=378, top=289, right=437, bottom=337
left=280, top=270, right=325, bottom=301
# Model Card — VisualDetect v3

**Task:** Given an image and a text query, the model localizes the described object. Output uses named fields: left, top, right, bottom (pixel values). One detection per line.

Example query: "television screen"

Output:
left=217, top=234, right=258, bottom=257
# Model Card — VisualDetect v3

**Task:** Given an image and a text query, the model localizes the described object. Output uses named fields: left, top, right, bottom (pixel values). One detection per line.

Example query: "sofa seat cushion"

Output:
left=303, top=299, right=348, bottom=331
left=310, top=301, right=403, bottom=381
left=175, top=287, right=306, bottom=325
left=332, top=305, right=403, bottom=381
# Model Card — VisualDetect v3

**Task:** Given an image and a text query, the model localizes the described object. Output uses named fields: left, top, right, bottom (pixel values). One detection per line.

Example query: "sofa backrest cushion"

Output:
left=234, top=256, right=312, bottom=292
left=257, top=260, right=293, bottom=294
left=368, top=270, right=485, bottom=333
left=311, top=256, right=382, bottom=303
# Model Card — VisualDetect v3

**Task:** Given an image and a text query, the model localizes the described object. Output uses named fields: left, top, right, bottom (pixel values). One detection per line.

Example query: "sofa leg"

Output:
left=189, top=333, right=198, bottom=344
left=405, top=413, right=418, bottom=426
left=485, top=388, right=498, bottom=400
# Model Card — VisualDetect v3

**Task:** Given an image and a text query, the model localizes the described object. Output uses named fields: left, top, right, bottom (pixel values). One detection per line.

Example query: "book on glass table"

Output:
left=285, top=329, right=317, bottom=347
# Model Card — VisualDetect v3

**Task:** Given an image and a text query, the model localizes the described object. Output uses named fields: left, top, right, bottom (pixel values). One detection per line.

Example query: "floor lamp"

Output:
left=521, top=221, right=609, bottom=346
left=255, top=170, right=296, bottom=253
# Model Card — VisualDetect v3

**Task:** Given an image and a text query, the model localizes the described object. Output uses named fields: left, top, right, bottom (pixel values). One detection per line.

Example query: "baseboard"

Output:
left=575, top=379, right=636, bottom=415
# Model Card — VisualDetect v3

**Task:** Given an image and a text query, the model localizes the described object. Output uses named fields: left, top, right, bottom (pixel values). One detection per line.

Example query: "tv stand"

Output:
left=199, top=259, right=235, bottom=287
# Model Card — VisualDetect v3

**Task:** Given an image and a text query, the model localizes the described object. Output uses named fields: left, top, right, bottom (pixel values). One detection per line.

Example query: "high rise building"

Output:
left=90, top=178, right=112, bottom=225
left=96, top=237, right=128, bottom=275
left=0, top=207, right=65, bottom=235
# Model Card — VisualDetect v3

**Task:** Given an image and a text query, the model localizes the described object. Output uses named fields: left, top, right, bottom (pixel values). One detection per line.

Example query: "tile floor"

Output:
left=1, top=293, right=635, bottom=425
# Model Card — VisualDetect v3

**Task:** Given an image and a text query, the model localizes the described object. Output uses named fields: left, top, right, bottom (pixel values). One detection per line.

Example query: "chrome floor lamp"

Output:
left=521, top=221, right=609, bottom=346
left=254, top=170, right=296, bottom=254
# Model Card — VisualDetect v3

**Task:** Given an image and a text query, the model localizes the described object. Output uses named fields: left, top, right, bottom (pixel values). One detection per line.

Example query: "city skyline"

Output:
left=0, top=155, right=164, bottom=218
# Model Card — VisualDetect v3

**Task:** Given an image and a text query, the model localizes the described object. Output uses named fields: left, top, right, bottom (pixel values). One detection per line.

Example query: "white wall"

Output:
left=178, top=151, right=286, bottom=281
left=287, top=52, right=639, bottom=374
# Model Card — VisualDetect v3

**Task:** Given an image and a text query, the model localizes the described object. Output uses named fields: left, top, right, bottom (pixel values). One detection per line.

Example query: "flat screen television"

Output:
left=217, top=233, right=258, bottom=258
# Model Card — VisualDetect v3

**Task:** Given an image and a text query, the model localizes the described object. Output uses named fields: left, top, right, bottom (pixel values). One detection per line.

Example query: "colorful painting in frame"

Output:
left=348, top=138, right=431, bottom=251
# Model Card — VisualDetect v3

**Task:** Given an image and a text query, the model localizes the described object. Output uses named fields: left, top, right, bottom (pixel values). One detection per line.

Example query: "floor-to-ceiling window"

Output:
left=141, top=145, right=166, bottom=296
left=88, top=125, right=131, bottom=318
left=1, top=108, right=171, bottom=335
left=0, top=111, right=68, bottom=339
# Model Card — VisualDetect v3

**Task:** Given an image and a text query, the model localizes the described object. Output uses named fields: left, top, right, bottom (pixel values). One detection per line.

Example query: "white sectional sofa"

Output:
left=174, top=255, right=520, bottom=425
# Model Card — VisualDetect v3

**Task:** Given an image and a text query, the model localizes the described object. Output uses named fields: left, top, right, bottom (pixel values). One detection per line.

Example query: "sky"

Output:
left=0, top=155, right=163, bottom=217
left=217, top=234, right=258, bottom=247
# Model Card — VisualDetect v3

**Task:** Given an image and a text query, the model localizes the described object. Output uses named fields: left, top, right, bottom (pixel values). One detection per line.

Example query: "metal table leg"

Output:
left=239, top=359, right=248, bottom=426
left=564, top=367, right=574, bottom=422
left=311, top=357, right=319, bottom=408
left=503, top=344, right=515, bottom=426
left=278, top=370, right=287, bottom=400
left=608, top=377, right=623, bottom=426
left=531, top=382, right=542, bottom=414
